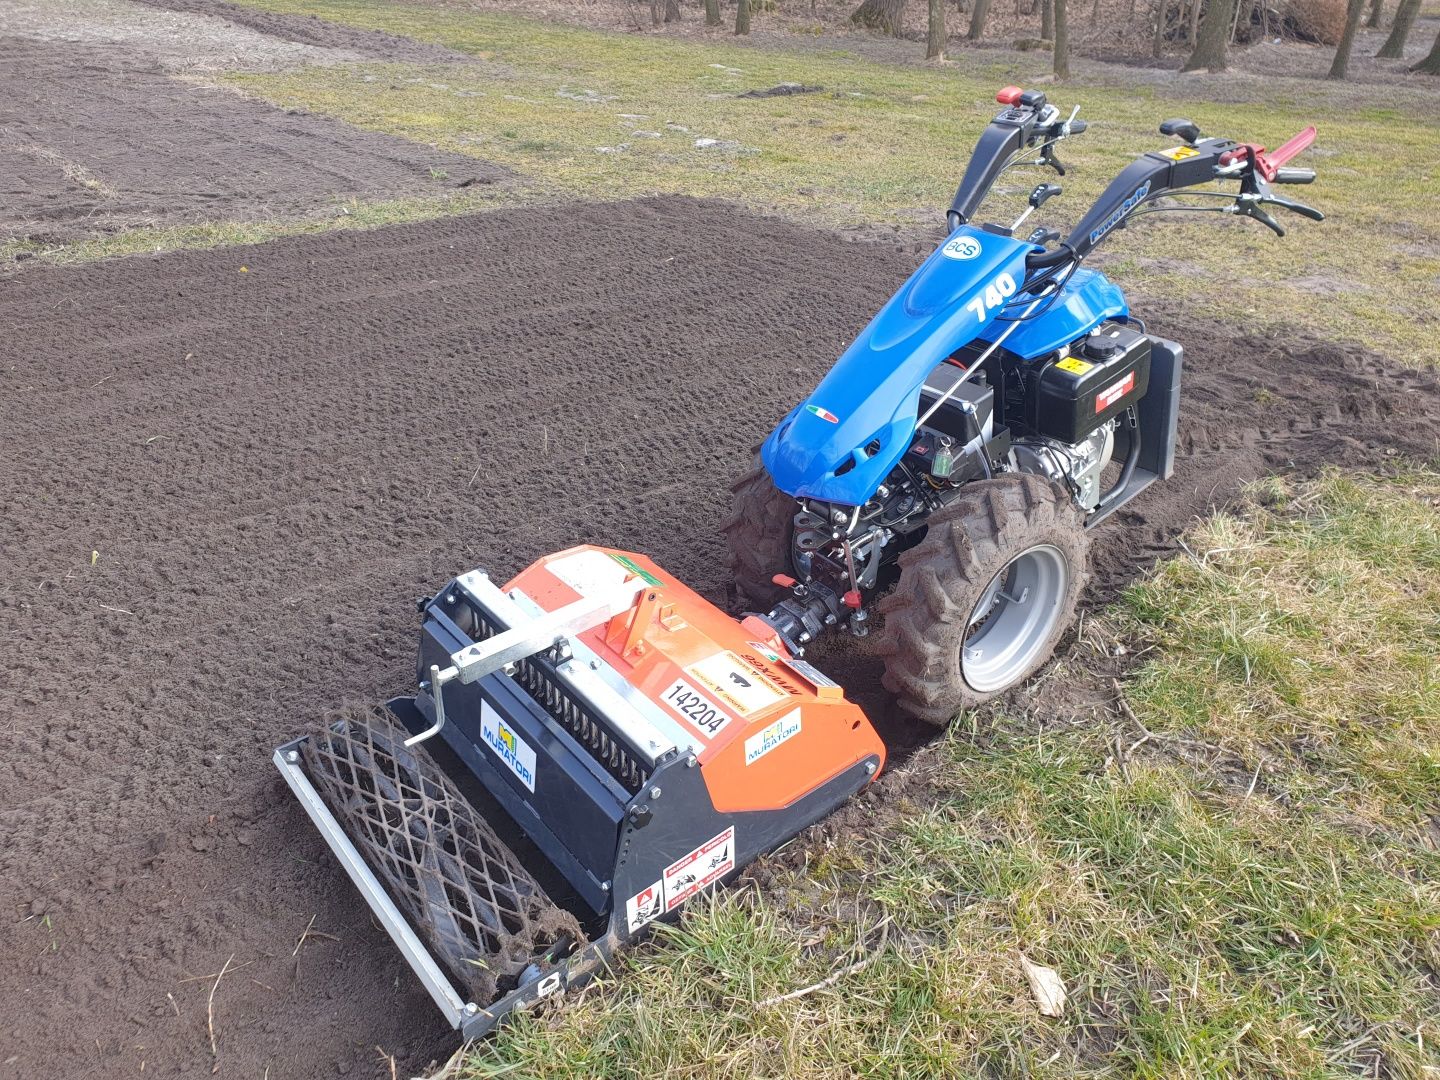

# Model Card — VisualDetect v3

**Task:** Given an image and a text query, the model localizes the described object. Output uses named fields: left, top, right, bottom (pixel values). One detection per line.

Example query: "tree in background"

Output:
left=1053, top=0, right=1071, bottom=74
left=736, top=0, right=751, bottom=34
left=1152, top=0, right=1169, bottom=55
left=927, top=0, right=947, bottom=57
left=665, top=0, right=682, bottom=21
left=1328, top=0, right=1368, bottom=77
left=1041, top=0, right=1053, bottom=39
left=967, top=0, right=991, bottom=39
left=1376, top=0, right=1420, bottom=56
left=1364, top=0, right=1384, bottom=29
left=1414, top=26, right=1440, bottom=71
left=1181, top=0, right=1239, bottom=70
left=704, top=0, right=721, bottom=24
left=851, top=0, right=908, bottom=34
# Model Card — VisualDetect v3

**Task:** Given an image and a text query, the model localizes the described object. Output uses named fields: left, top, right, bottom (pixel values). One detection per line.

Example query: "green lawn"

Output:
left=463, top=471, right=1440, bottom=1079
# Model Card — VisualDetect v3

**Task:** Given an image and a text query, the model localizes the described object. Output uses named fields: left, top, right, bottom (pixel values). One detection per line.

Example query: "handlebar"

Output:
left=946, top=91, right=1322, bottom=275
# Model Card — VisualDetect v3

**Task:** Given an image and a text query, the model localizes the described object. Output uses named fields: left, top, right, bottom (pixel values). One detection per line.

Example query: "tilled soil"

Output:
left=3, top=196, right=1439, bottom=1079
left=0, top=35, right=502, bottom=247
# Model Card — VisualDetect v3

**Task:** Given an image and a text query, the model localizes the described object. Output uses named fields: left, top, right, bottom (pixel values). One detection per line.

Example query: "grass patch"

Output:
left=204, top=0, right=1440, bottom=364
left=1121, top=469, right=1440, bottom=836
left=461, top=472, right=1440, bottom=1079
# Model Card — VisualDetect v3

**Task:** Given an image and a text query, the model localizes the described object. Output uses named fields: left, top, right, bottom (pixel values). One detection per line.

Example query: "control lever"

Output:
left=1232, top=197, right=1285, bottom=236
left=1026, top=226, right=1061, bottom=246
left=1262, top=193, right=1325, bottom=222
left=1159, top=117, right=1201, bottom=144
left=1011, top=182, right=1062, bottom=234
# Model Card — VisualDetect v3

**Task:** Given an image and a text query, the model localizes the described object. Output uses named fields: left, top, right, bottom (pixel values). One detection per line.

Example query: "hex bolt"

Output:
left=285, top=750, right=299, bottom=764
left=601, top=881, right=612, bottom=892
left=502, top=661, right=517, bottom=677
left=463, top=1002, right=479, bottom=1016
left=649, top=786, right=662, bottom=800
left=864, top=761, right=878, bottom=774
left=685, top=754, right=698, bottom=768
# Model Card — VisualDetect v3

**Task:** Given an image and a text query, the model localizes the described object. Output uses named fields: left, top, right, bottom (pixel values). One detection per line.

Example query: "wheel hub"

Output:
left=960, top=544, right=1069, bottom=693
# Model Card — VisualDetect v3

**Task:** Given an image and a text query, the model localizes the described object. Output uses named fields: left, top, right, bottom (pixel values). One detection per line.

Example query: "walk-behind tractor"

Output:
left=276, top=89, right=1322, bottom=1038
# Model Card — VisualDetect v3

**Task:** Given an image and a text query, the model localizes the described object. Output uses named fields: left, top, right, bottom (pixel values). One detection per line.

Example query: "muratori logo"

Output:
left=941, top=235, right=982, bottom=260
left=481, top=703, right=537, bottom=791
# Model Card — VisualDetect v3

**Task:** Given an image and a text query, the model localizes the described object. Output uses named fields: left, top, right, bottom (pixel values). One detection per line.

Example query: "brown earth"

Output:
left=0, top=35, right=502, bottom=248
left=3, top=196, right=1440, bottom=1079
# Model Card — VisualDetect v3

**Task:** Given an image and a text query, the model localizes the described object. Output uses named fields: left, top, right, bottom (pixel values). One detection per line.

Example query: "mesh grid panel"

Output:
left=301, top=705, right=586, bottom=1005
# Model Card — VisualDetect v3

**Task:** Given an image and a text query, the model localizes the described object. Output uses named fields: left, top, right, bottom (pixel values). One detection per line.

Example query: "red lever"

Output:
left=996, top=86, right=1023, bottom=106
left=1219, top=126, right=1315, bottom=181
left=1257, top=125, right=1316, bottom=179
left=772, top=573, right=797, bottom=589
left=842, top=589, right=863, bottom=610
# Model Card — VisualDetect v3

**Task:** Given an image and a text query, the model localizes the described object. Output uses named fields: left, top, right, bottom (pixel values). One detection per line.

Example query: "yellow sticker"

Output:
left=1056, top=356, right=1094, bottom=375
left=1163, top=145, right=1199, bottom=160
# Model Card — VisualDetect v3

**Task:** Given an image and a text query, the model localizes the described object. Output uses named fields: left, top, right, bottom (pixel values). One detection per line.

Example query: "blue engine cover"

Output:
left=761, top=227, right=1127, bottom=506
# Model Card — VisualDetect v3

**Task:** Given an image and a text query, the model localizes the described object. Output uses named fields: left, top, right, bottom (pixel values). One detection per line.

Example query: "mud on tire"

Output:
left=876, top=473, right=1088, bottom=726
left=722, top=453, right=796, bottom=610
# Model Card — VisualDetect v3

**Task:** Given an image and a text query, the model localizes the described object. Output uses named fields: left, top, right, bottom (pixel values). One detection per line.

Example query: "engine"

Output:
left=765, top=321, right=1155, bottom=652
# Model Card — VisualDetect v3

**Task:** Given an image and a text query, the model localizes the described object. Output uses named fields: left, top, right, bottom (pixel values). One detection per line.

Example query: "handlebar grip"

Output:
left=1273, top=167, right=1315, bottom=185
left=1067, top=119, right=1088, bottom=134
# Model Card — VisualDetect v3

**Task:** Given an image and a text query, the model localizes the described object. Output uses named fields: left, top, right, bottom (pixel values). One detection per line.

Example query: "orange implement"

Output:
left=508, top=545, right=886, bottom=814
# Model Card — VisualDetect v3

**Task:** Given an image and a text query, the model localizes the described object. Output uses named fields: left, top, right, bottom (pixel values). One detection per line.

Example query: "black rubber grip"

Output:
left=1067, top=119, right=1088, bottom=134
left=1273, top=167, right=1316, bottom=184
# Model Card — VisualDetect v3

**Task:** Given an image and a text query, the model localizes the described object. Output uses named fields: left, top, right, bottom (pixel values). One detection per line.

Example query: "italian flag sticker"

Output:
left=806, top=404, right=840, bottom=423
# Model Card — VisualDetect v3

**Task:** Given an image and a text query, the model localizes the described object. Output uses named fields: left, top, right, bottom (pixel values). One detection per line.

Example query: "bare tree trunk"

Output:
left=1182, top=0, right=1238, bottom=69
left=665, top=0, right=682, bottom=20
left=736, top=0, right=751, bottom=33
left=1125, top=0, right=1136, bottom=22
left=1186, top=0, right=1201, bottom=40
left=1365, top=0, right=1383, bottom=27
left=704, top=0, right=721, bottom=23
left=1413, top=25, right=1440, bottom=71
left=967, top=0, right=992, bottom=38
left=1054, top=0, right=1071, bottom=74
left=1328, top=0, right=1367, bottom=77
left=927, top=0, right=947, bottom=56
left=1376, top=0, right=1419, bottom=55
left=650, top=0, right=661, bottom=25
left=1090, top=0, right=1100, bottom=21
left=1041, top=0, right=1053, bottom=36
left=1152, top=0, right=1168, bottom=54
left=851, top=0, right=908, bottom=33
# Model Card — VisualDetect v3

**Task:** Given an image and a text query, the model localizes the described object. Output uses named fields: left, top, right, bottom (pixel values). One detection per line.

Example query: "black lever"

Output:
left=1029, top=182, right=1063, bottom=209
left=1159, top=117, right=1201, bottom=145
left=1262, top=194, right=1325, bottom=222
left=1236, top=199, right=1285, bottom=236
left=1026, top=226, right=1061, bottom=246
left=1040, top=143, right=1066, bottom=176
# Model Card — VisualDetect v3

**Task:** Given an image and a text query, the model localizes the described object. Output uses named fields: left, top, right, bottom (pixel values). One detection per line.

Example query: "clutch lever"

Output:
left=1262, top=193, right=1325, bottom=222
left=1230, top=195, right=1285, bottom=236
left=1040, top=142, right=1066, bottom=176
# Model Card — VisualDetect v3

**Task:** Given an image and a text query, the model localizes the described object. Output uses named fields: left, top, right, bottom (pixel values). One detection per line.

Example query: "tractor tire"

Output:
left=876, top=473, right=1087, bottom=727
left=722, top=454, right=796, bottom=611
